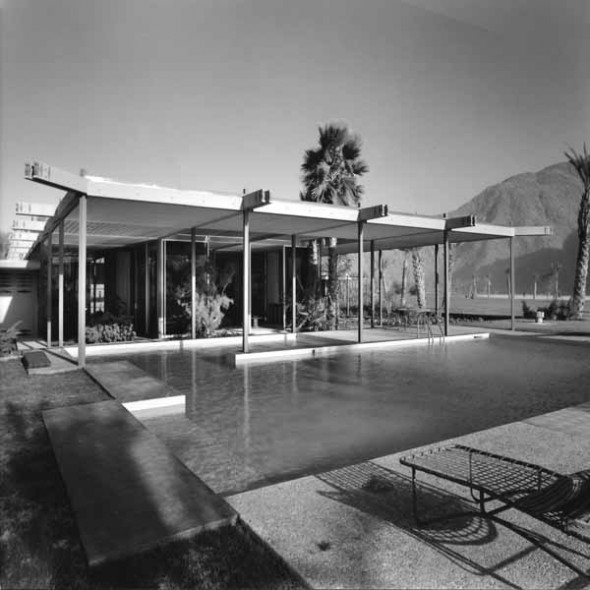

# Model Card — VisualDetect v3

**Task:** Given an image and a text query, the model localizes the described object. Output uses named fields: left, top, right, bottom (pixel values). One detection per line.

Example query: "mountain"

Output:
left=448, top=161, right=584, bottom=296
left=376, top=161, right=585, bottom=300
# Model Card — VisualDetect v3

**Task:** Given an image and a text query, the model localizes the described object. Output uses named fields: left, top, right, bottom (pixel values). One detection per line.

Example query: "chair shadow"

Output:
left=315, top=461, right=587, bottom=589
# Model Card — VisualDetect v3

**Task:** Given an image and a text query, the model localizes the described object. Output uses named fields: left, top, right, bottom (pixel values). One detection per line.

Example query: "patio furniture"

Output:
left=400, top=444, right=590, bottom=578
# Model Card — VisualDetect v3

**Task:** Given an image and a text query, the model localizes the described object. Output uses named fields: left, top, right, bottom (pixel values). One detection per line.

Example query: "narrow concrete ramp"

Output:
left=85, top=361, right=179, bottom=402
left=43, top=400, right=237, bottom=567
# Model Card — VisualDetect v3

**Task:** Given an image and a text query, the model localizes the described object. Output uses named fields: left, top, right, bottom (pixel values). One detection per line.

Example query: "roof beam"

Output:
left=25, top=161, right=89, bottom=194
left=359, top=204, right=389, bottom=222
left=444, top=214, right=476, bottom=230
left=513, top=226, right=553, bottom=236
left=242, top=189, right=271, bottom=211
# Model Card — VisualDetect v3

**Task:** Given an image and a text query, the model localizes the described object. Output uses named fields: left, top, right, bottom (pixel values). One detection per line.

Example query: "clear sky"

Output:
left=1, top=0, right=589, bottom=232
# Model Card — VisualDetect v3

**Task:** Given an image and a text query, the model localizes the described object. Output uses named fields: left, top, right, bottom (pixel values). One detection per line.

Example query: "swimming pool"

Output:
left=107, top=335, right=590, bottom=495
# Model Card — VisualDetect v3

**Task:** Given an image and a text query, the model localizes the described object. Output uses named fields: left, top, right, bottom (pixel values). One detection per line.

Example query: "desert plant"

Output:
left=0, top=321, right=21, bottom=356
left=189, top=292, right=233, bottom=337
left=86, top=311, right=136, bottom=343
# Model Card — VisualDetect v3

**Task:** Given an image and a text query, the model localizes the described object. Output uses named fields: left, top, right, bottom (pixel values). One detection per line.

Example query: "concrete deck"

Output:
left=43, top=400, right=238, bottom=567
left=228, top=402, right=590, bottom=588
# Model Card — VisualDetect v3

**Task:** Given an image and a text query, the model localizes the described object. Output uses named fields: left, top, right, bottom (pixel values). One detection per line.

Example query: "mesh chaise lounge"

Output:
left=400, top=444, right=590, bottom=578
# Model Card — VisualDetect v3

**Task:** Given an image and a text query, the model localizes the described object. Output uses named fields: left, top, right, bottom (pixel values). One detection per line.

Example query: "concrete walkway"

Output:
left=43, top=400, right=237, bottom=567
left=228, top=402, right=590, bottom=589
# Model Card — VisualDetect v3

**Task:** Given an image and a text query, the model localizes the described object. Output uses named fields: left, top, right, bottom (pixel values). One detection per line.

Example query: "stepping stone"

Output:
left=22, top=350, right=51, bottom=369
left=43, top=400, right=238, bottom=567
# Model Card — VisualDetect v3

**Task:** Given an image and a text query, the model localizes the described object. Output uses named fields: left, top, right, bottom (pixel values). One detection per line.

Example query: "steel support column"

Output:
left=77, top=195, right=87, bottom=367
left=358, top=221, right=365, bottom=343
left=291, top=235, right=297, bottom=334
left=434, top=243, right=439, bottom=315
left=191, top=228, right=197, bottom=339
left=443, top=231, right=449, bottom=336
left=370, top=240, right=375, bottom=329
left=46, top=232, right=53, bottom=348
left=58, top=221, right=64, bottom=347
left=242, top=210, right=251, bottom=352
left=378, top=249, right=383, bottom=326
left=510, top=237, right=515, bottom=331
left=144, top=243, right=150, bottom=336
left=157, top=238, right=165, bottom=339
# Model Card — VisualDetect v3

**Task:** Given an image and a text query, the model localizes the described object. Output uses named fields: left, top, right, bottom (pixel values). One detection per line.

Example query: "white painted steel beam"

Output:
left=444, top=215, right=476, bottom=230
left=359, top=204, right=389, bottom=222
left=242, top=189, right=271, bottom=210
left=25, top=161, right=89, bottom=194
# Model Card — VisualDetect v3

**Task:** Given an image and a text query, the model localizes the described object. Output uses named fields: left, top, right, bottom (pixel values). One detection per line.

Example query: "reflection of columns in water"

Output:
left=242, top=364, right=251, bottom=452
left=187, top=350, right=198, bottom=419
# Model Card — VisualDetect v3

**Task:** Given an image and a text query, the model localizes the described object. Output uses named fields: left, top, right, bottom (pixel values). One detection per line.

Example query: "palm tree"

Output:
left=300, top=123, right=369, bottom=329
left=411, top=248, right=427, bottom=308
left=565, top=145, right=590, bottom=318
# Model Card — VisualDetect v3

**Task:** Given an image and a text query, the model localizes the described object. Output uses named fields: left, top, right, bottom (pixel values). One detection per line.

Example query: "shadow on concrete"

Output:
left=316, top=461, right=590, bottom=589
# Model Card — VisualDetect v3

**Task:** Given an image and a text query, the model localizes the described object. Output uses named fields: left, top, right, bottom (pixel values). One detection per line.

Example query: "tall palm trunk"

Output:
left=327, top=237, right=339, bottom=329
left=565, top=145, right=590, bottom=319
left=570, top=230, right=590, bottom=317
left=306, top=239, right=320, bottom=298
left=411, top=248, right=426, bottom=309
left=400, top=255, right=408, bottom=306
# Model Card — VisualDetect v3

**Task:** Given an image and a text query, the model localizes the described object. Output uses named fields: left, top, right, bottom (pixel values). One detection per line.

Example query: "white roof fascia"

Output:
left=86, top=178, right=243, bottom=211
left=452, top=224, right=515, bottom=238
left=513, top=226, right=553, bottom=236
left=259, top=199, right=359, bottom=223
left=368, top=212, right=446, bottom=232
left=15, top=201, right=56, bottom=217
left=25, top=161, right=89, bottom=193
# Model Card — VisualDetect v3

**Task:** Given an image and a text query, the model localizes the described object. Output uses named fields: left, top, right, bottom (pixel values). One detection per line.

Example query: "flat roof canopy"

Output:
left=21, top=162, right=552, bottom=258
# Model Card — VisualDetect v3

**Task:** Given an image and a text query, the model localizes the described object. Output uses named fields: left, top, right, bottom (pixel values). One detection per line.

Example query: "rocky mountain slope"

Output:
left=448, top=161, right=583, bottom=295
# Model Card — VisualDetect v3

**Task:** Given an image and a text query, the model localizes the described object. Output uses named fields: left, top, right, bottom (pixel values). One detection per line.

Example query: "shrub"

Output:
left=190, top=293, right=233, bottom=337
left=0, top=321, right=21, bottom=357
left=295, top=296, right=328, bottom=331
left=86, top=311, right=136, bottom=343
left=522, top=301, right=537, bottom=319
left=539, top=299, right=570, bottom=321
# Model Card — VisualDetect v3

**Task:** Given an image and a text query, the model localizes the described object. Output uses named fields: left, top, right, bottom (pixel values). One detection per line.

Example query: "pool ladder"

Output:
left=416, top=312, right=445, bottom=343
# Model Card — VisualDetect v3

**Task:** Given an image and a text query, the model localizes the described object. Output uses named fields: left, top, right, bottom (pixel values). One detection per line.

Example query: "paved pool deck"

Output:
left=227, top=401, right=590, bottom=589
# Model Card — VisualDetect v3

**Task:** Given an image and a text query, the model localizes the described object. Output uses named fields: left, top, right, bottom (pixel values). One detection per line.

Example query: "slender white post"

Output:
left=157, top=238, right=165, bottom=338
left=77, top=195, right=87, bottom=366
left=242, top=209, right=250, bottom=352
left=291, top=235, right=297, bottom=334
left=443, top=231, right=449, bottom=336
left=191, top=228, right=197, bottom=339
left=46, top=232, right=53, bottom=348
left=58, top=221, right=64, bottom=347
left=434, top=243, right=439, bottom=315
left=144, top=243, right=149, bottom=335
left=358, top=221, right=365, bottom=343
left=370, top=240, right=375, bottom=329
left=378, top=249, right=383, bottom=326
left=510, top=237, right=515, bottom=331
left=282, top=246, right=287, bottom=330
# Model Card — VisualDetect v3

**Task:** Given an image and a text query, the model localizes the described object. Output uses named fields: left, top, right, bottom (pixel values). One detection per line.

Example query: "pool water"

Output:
left=108, top=335, right=590, bottom=495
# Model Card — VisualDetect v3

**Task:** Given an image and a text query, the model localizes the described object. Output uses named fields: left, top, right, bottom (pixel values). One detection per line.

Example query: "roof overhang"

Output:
left=20, top=161, right=553, bottom=259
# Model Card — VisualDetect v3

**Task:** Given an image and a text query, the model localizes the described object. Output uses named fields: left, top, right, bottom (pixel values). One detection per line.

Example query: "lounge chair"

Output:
left=400, top=444, right=590, bottom=578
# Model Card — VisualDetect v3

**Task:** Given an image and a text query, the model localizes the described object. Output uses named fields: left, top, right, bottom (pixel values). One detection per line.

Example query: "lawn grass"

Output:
left=0, top=358, right=307, bottom=589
